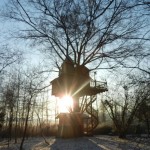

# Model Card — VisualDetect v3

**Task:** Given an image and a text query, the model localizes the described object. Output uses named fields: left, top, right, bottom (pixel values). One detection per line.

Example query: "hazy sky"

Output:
left=1, top=0, right=148, bottom=84
left=0, top=0, right=45, bottom=67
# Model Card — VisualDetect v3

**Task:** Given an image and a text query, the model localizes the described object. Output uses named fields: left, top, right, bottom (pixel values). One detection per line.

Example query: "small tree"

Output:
left=104, top=84, right=146, bottom=138
left=19, top=66, right=49, bottom=150
left=0, top=106, right=5, bottom=131
left=135, top=82, right=150, bottom=137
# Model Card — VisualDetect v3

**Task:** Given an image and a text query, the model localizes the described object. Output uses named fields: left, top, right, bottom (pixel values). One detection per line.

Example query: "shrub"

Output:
left=93, top=123, right=112, bottom=135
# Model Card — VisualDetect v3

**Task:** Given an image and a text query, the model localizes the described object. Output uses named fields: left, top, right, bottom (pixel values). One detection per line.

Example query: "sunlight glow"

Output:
left=58, top=95, right=73, bottom=113
left=72, top=80, right=90, bottom=97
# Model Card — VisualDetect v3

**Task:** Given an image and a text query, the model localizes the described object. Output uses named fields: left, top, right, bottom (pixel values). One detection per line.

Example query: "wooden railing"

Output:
left=90, top=80, right=107, bottom=90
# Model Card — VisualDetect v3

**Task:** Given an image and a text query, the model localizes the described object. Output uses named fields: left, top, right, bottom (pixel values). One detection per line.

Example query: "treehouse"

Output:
left=51, top=58, right=107, bottom=98
left=51, top=57, right=108, bottom=137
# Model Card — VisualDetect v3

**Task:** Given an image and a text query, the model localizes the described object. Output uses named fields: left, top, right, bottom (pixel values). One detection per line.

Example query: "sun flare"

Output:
left=58, top=95, right=73, bottom=113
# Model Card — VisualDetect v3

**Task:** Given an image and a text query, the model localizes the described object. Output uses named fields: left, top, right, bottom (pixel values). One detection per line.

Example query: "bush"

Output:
left=0, top=123, right=58, bottom=138
left=93, top=123, right=112, bottom=135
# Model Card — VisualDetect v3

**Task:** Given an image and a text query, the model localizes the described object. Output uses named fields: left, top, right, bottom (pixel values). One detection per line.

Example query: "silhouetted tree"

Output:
left=3, top=84, right=16, bottom=145
left=0, top=106, right=5, bottom=131
left=2, top=0, right=149, bottom=70
left=103, top=83, right=148, bottom=138
left=19, top=66, right=49, bottom=150
left=134, top=80, right=150, bottom=137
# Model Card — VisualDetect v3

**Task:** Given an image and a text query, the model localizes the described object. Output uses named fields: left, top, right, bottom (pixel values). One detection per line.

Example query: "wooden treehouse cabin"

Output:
left=51, top=57, right=108, bottom=138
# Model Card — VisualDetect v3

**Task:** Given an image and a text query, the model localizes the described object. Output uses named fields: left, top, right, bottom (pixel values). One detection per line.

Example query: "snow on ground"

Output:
left=0, top=135, right=150, bottom=150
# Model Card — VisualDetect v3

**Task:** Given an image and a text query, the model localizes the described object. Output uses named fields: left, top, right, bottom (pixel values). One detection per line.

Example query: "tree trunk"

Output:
left=145, top=118, right=150, bottom=137
left=8, top=108, right=13, bottom=147
left=19, top=99, right=31, bottom=150
left=119, top=132, right=127, bottom=139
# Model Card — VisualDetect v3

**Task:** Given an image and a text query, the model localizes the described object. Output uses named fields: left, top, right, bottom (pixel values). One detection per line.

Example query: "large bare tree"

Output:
left=2, top=0, right=149, bottom=70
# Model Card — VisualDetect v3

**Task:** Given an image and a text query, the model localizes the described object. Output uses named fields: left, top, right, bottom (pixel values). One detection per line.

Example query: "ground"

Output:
left=0, top=135, right=150, bottom=150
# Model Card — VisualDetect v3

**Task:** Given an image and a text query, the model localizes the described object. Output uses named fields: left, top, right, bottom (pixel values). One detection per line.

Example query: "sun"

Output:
left=58, top=95, right=73, bottom=113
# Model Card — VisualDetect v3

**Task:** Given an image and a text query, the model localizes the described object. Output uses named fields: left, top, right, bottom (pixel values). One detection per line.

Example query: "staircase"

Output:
left=82, top=95, right=99, bottom=134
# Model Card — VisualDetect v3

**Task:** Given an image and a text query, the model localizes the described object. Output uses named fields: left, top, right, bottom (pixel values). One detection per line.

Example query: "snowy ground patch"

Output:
left=0, top=135, right=149, bottom=150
